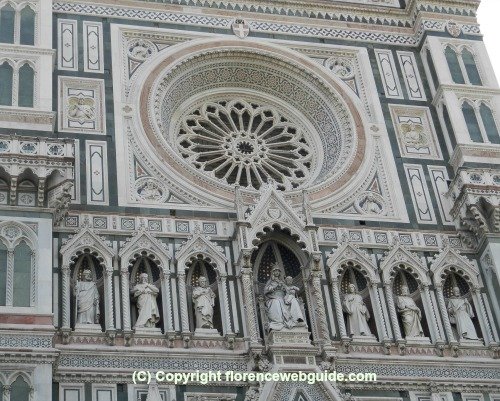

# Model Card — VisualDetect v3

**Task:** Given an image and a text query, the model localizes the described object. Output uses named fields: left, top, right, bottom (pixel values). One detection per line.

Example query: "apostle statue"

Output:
left=447, top=286, right=479, bottom=340
left=342, top=283, right=372, bottom=336
left=132, top=272, right=160, bottom=328
left=192, top=276, right=216, bottom=329
left=74, top=269, right=100, bottom=325
left=396, top=285, right=424, bottom=337
left=265, top=265, right=292, bottom=331
left=284, top=276, right=305, bottom=326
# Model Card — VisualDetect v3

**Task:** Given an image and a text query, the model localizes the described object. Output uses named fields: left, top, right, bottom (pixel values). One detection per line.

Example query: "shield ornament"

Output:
left=231, top=19, right=250, bottom=39
left=267, top=208, right=282, bottom=219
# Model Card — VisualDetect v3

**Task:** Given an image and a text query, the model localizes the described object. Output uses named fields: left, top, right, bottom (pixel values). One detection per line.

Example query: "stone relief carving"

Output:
left=389, top=105, right=442, bottom=160
left=132, top=272, right=160, bottom=329
left=127, top=38, right=157, bottom=61
left=58, top=77, right=106, bottom=134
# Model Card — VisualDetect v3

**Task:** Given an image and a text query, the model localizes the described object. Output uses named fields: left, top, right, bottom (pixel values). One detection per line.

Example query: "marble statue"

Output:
left=447, top=286, right=479, bottom=340
left=396, top=286, right=424, bottom=337
left=192, top=276, right=216, bottom=329
left=74, top=269, right=100, bottom=324
left=132, top=272, right=160, bottom=328
left=342, top=283, right=372, bottom=336
left=284, top=276, right=305, bottom=326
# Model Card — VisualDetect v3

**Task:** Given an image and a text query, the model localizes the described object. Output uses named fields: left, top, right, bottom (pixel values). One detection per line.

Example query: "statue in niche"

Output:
left=447, top=286, right=479, bottom=340
left=132, top=272, right=160, bottom=328
left=264, top=264, right=305, bottom=331
left=342, top=283, right=372, bottom=336
left=192, top=276, right=216, bottom=329
left=396, top=285, right=424, bottom=337
left=74, top=269, right=100, bottom=325
left=284, top=276, right=305, bottom=326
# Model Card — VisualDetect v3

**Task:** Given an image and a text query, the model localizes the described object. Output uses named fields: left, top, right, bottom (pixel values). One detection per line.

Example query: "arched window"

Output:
left=19, top=6, right=35, bottom=45
left=18, top=63, right=34, bottom=107
left=13, top=241, right=32, bottom=307
left=0, top=241, right=7, bottom=306
left=479, top=103, right=500, bottom=144
left=0, top=62, right=13, bottom=106
left=462, top=102, right=483, bottom=142
left=10, top=375, right=31, bottom=401
left=17, top=180, right=36, bottom=206
left=462, top=49, right=482, bottom=86
left=0, top=4, right=15, bottom=43
left=445, top=46, right=465, bottom=84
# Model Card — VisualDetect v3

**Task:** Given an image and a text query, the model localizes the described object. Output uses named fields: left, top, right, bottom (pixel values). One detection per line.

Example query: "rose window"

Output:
left=177, top=99, right=313, bottom=190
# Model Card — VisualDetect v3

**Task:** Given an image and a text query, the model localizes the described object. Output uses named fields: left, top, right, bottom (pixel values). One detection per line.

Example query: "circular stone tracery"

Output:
left=177, top=99, right=313, bottom=190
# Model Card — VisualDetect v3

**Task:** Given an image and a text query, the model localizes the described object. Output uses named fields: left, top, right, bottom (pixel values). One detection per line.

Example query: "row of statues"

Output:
left=73, top=269, right=480, bottom=341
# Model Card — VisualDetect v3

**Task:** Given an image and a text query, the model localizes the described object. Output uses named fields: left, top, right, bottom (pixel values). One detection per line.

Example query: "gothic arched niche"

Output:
left=129, top=38, right=368, bottom=207
left=70, top=252, right=105, bottom=330
left=186, top=256, right=222, bottom=333
left=251, top=234, right=310, bottom=338
left=340, top=261, right=377, bottom=338
left=129, top=254, right=163, bottom=332
left=443, top=272, right=482, bottom=341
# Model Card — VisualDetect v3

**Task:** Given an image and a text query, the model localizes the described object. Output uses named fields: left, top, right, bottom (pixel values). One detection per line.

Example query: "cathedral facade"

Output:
left=1, top=0, right=500, bottom=399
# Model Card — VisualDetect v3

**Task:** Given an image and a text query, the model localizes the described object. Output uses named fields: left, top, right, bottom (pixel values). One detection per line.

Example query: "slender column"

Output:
left=5, top=250, right=14, bottom=306
left=371, top=282, right=389, bottom=340
left=161, top=270, right=173, bottom=333
left=240, top=266, right=260, bottom=344
left=177, top=271, right=190, bottom=333
left=219, top=273, right=233, bottom=335
left=121, top=270, right=131, bottom=331
left=384, top=283, right=402, bottom=341
left=422, top=285, right=442, bottom=342
left=302, top=268, right=319, bottom=341
left=436, top=286, right=455, bottom=343
left=3, top=385, right=11, bottom=401
left=61, top=264, right=71, bottom=329
left=104, top=269, right=115, bottom=330
left=331, top=278, right=347, bottom=339
left=473, top=288, right=493, bottom=344
left=30, top=251, right=36, bottom=306
left=310, top=270, right=330, bottom=342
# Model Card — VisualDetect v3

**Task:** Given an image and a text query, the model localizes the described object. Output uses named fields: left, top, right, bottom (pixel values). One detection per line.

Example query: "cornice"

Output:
left=53, top=0, right=480, bottom=34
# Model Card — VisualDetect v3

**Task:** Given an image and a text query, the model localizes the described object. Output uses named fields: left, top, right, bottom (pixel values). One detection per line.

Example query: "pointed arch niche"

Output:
left=327, top=243, right=390, bottom=345
left=175, top=229, right=232, bottom=338
left=251, top=230, right=312, bottom=343
left=380, top=244, right=443, bottom=345
left=431, top=248, right=499, bottom=347
left=119, top=229, right=172, bottom=336
left=60, top=226, right=115, bottom=335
